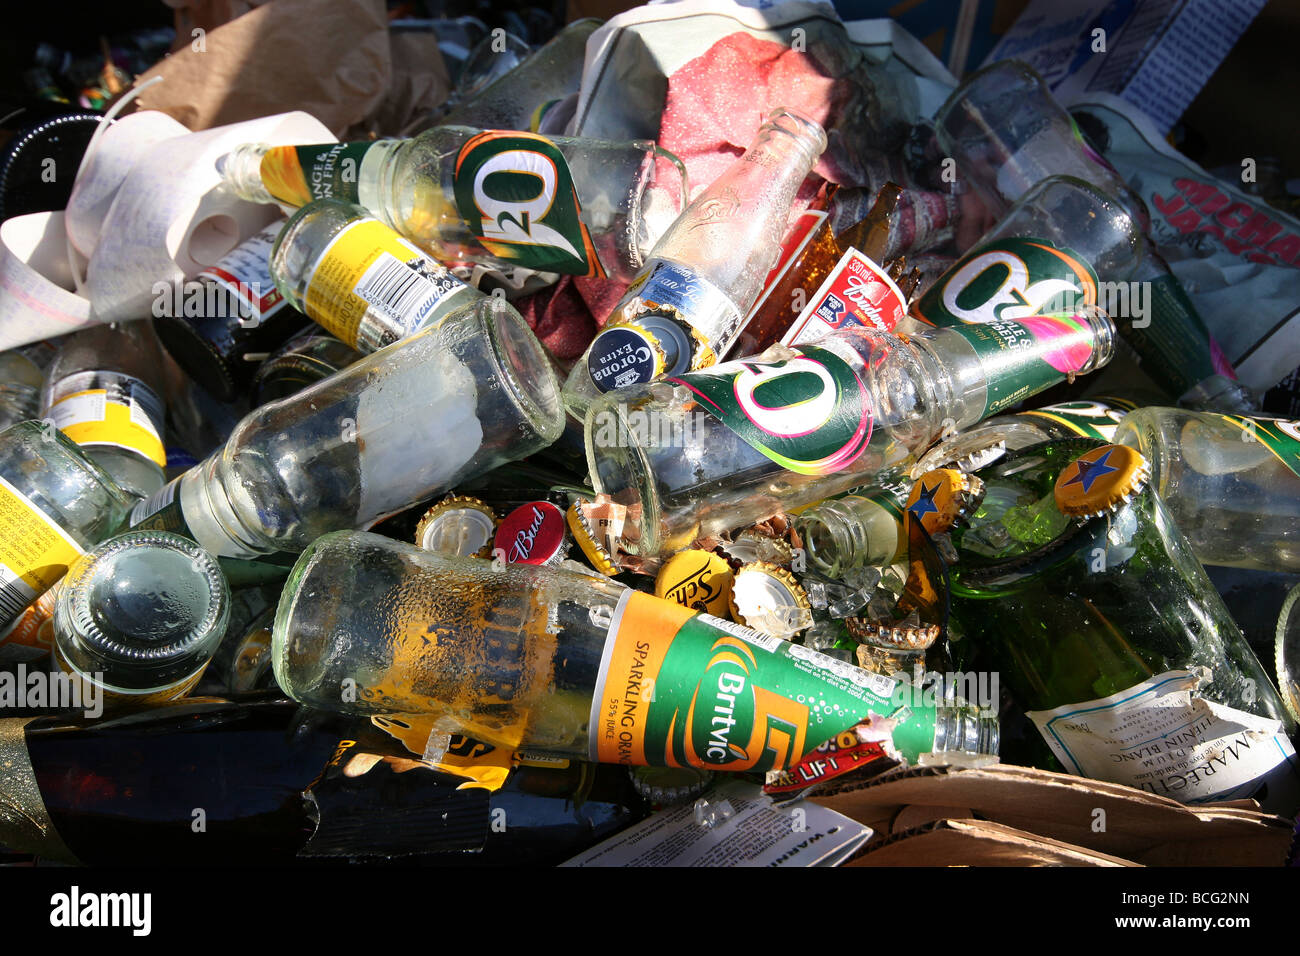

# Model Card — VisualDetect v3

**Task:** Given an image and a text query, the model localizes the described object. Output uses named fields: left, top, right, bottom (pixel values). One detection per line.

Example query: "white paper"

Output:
left=0, top=212, right=96, bottom=351
left=561, top=779, right=872, bottom=867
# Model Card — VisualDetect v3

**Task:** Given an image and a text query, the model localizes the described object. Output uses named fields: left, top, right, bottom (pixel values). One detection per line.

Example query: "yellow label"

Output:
left=0, top=476, right=84, bottom=621
left=259, top=146, right=314, bottom=207
left=0, top=583, right=59, bottom=656
left=303, top=219, right=466, bottom=348
left=370, top=716, right=515, bottom=791
left=48, top=373, right=167, bottom=468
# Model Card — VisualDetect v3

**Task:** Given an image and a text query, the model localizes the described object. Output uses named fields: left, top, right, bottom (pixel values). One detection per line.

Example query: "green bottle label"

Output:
left=1018, top=398, right=1137, bottom=443
left=591, top=590, right=934, bottom=771
left=912, top=237, right=1100, bottom=329
left=453, top=131, right=605, bottom=278
left=948, top=314, right=1101, bottom=416
left=669, top=345, right=874, bottom=476
left=1220, top=415, right=1300, bottom=478
left=1133, top=273, right=1220, bottom=396
left=262, top=143, right=376, bottom=205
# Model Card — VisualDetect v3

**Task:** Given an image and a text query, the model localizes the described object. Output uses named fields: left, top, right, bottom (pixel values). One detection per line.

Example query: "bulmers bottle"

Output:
left=1114, top=408, right=1300, bottom=572
left=584, top=305, right=1115, bottom=568
left=272, top=531, right=999, bottom=772
left=563, top=108, right=827, bottom=414
left=947, top=440, right=1300, bottom=813
left=41, top=321, right=170, bottom=499
left=219, top=128, right=688, bottom=282
left=129, top=302, right=564, bottom=558
left=0, top=421, right=132, bottom=631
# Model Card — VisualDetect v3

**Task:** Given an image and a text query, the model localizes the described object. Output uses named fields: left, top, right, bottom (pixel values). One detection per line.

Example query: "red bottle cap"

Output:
left=494, top=502, right=568, bottom=566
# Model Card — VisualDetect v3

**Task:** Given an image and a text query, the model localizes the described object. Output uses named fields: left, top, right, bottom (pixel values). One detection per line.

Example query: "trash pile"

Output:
left=0, top=0, right=1297, bottom=869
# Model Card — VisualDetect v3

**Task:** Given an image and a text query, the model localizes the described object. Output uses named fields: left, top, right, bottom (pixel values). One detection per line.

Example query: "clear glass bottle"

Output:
left=794, top=489, right=908, bottom=579
left=272, top=531, right=998, bottom=769
left=53, top=530, right=230, bottom=707
left=130, top=301, right=564, bottom=558
left=563, top=109, right=828, bottom=415
left=1114, top=408, right=1300, bottom=571
left=935, top=68, right=1250, bottom=411
left=269, top=199, right=517, bottom=353
left=948, top=440, right=1299, bottom=812
left=585, top=306, right=1115, bottom=568
left=0, top=350, right=43, bottom=430
left=41, top=321, right=169, bottom=499
left=219, top=129, right=688, bottom=282
left=0, top=421, right=132, bottom=631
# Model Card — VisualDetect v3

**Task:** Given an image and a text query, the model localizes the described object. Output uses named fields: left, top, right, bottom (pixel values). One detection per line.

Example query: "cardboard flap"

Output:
left=846, top=818, right=1139, bottom=867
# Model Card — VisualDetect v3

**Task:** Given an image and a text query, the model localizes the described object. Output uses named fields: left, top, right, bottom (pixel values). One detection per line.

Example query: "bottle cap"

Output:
left=912, top=429, right=1008, bottom=477
left=845, top=616, right=942, bottom=651
left=721, top=530, right=794, bottom=567
left=414, top=495, right=497, bottom=557
left=655, top=549, right=735, bottom=616
left=585, top=322, right=666, bottom=393
left=566, top=499, right=619, bottom=577
left=728, top=562, right=811, bottom=633
left=1054, top=443, right=1150, bottom=518
left=628, top=766, right=715, bottom=806
left=493, top=501, right=568, bottom=566
left=905, top=469, right=986, bottom=534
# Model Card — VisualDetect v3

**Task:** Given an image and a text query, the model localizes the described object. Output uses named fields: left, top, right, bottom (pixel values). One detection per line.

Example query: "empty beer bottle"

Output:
left=945, top=441, right=1300, bottom=813
left=1114, top=408, right=1300, bottom=572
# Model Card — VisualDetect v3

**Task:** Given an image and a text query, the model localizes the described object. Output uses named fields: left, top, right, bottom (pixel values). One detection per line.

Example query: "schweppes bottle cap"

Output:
left=905, top=469, right=985, bottom=535
left=1054, top=443, right=1150, bottom=518
left=655, top=549, right=735, bottom=617
left=565, top=499, right=619, bottom=577
left=414, top=495, right=496, bottom=557
left=728, top=562, right=811, bottom=635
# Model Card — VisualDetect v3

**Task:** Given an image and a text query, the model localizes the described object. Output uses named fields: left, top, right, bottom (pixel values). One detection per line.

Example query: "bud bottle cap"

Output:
left=566, top=499, right=619, bottom=577
left=1054, top=443, right=1150, bottom=518
left=728, top=562, right=811, bottom=631
left=494, top=501, right=568, bottom=566
left=906, top=469, right=986, bottom=534
left=414, top=495, right=497, bottom=557
left=655, top=549, right=735, bottom=616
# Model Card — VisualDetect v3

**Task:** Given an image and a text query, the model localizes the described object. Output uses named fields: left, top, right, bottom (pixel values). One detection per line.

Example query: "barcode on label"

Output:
left=354, top=252, right=458, bottom=334
left=697, top=612, right=784, bottom=652
left=0, top=565, right=37, bottom=627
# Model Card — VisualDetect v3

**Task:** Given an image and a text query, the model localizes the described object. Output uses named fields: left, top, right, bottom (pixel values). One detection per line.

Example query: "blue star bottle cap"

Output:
left=905, top=468, right=985, bottom=534
left=1054, top=443, right=1150, bottom=518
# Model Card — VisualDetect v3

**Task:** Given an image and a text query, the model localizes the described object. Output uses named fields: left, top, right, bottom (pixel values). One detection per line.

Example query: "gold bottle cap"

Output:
left=655, top=549, right=735, bottom=617
left=1054, top=443, right=1150, bottom=518
left=905, top=469, right=986, bottom=535
left=566, top=499, right=619, bottom=577
left=414, top=495, right=497, bottom=557
left=728, top=562, right=811, bottom=635
left=845, top=616, right=942, bottom=651
left=722, top=529, right=794, bottom=567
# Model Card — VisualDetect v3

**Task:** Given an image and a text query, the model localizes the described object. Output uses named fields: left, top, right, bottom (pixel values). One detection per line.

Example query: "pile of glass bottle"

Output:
left=2, top=46, right=1298, bottom=868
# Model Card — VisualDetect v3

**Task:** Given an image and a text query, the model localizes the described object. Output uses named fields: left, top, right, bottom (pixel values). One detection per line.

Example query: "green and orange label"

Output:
left=590, top=590, right=905, bottom=772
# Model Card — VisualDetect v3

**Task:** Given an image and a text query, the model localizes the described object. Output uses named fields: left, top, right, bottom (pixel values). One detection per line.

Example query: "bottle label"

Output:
left=669, top=344, right=873, bottom=476
left=589, top=590, right=905, bottom=772
left=0, top=475, right=84, bottom=628
left=304, top=218, right=470, bottom=348
left=0, top=576, right=59, bottom=661
left=47, top=371, right=167, bottom=468
left=1218, top=415, right=1300, bottom=478
left=258, top=142, right=375, bottom=207
left=128, top=475, right=185, bottom=531
left=745, top=206, right=828, bottom=322
left=53, top=641, right=208, bottom=708
left=590, top=259, right=742, bottom=390
left=783, top=247, right=907, bottom=345
left=196, top=221, right=286, bottom=326
left=453, top=130, right=606, bottom=278
left=1131, top=272, right=1222, bottom=395
left=911, top=237, right=1099, bottom=329
left=1018, top=398, right=1137, bottom=443
left=948, top=314, right=1102, bottom=417
left=1027, top=669, right=1300, bottom=804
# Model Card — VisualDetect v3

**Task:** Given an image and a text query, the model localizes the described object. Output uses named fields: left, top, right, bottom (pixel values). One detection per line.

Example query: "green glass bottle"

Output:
left=946, top=440, right=1300, bottom=813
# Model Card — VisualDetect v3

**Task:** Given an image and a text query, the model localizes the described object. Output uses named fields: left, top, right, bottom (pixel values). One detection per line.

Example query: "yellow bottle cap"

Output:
left=905, top=468, right=986, bottom=534
left=414, top=495, right=497, bottom=557
left=566, top=499, right=619, bottom=577
left=1054, top=443, right=1150, bottom=518
left=655, top=549, right=735, bottom=616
